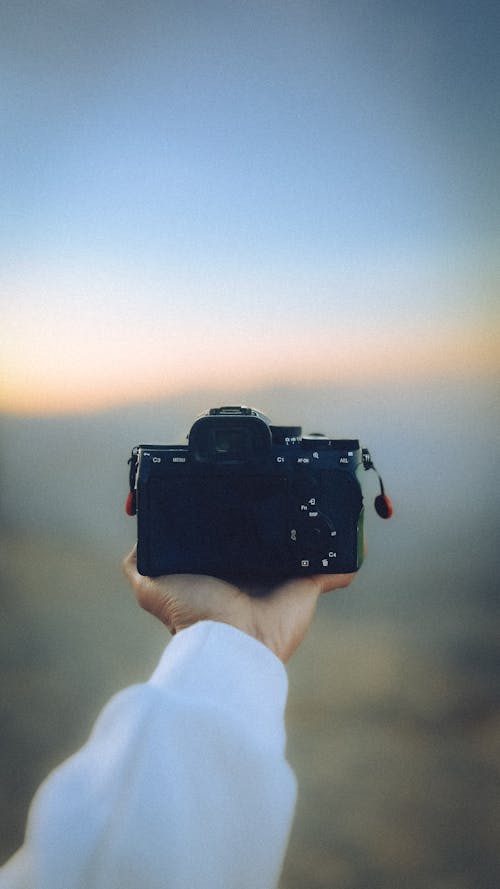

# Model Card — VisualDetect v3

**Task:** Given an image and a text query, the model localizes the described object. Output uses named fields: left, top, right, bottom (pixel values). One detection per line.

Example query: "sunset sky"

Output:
left=1, top=1, right=499, bottom=414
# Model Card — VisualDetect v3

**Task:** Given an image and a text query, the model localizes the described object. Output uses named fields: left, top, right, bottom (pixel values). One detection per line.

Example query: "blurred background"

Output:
left=1, top=2, right=499, bottom=887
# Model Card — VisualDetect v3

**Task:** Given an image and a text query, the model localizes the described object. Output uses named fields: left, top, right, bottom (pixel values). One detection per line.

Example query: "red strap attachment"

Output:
left=374, top=493, right=393, bottom=519
left=126, top=491, right=136, bottom=517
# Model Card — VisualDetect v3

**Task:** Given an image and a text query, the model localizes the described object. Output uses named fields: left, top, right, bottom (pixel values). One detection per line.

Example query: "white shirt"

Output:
left=1, top=621, right=297, bottom=889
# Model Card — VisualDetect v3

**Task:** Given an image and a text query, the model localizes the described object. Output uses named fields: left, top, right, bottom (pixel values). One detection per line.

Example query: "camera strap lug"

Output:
left=126, top=449, right=139, bottom=516
left=362, top=449, right=393, bottom=519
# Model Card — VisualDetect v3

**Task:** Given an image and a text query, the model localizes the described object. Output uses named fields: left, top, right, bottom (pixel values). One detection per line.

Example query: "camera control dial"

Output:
left=289, top=509, right=338, bottom=570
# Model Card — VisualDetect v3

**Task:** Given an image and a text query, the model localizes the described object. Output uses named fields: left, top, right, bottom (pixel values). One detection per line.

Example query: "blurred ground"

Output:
left=284, top=603, right=500, bottom=889
left=1, top=380, right=499, bottom=887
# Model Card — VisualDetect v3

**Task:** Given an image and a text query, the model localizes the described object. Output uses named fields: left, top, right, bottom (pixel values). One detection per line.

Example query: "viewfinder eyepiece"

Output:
left=189, top=406, right=272, bottom=463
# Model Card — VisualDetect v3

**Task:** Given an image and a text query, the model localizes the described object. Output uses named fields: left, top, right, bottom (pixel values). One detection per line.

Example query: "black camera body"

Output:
left=127, top=406, right=389, bottom=582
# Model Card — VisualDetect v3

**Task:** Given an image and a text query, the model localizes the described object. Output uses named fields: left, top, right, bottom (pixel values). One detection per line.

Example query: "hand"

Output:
left=123, top=547, right=356, bottom=663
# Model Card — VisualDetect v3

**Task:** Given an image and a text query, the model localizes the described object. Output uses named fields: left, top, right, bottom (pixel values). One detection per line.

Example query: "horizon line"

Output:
left=1, top=368, right=498, bottom=420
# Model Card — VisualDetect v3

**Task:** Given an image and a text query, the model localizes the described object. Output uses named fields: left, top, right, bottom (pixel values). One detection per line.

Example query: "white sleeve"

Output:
left=0, top=620, right=297, bottom=889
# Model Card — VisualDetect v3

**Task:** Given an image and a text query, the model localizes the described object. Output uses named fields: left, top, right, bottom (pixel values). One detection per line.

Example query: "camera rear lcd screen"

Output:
left=144, top=474, right=289, bottom=579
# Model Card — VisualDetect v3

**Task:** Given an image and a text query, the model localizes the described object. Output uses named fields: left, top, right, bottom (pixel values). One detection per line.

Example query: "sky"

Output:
left=1, top=0, right=499, bottom=414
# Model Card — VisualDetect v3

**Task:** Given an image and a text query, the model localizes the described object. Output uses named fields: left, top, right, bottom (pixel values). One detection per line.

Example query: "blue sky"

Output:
left=1, top=1, right=499, bottom=411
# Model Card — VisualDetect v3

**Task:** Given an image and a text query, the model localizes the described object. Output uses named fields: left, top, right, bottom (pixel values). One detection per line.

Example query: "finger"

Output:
left=122, top=545, right=138, bottom=579
left=122, top=555, right=167, bottom=621
left=122, top=546, right=153, bottom=611
left=311, top=572, right=357, bottom=595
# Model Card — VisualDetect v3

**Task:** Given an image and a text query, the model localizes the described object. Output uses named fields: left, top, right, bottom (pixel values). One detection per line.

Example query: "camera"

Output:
left=126, top=406, right=391, bottom=582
